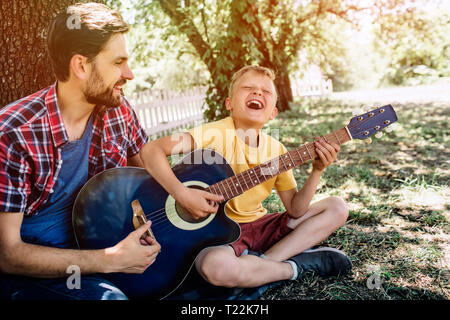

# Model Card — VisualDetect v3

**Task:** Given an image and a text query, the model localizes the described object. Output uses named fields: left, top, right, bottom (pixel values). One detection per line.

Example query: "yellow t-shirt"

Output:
left=188, top=117, right=297, bottom=223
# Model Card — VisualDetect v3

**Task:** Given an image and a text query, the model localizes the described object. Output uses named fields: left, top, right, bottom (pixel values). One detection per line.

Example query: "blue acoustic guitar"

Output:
left=72, top=104, right=397, bottom=299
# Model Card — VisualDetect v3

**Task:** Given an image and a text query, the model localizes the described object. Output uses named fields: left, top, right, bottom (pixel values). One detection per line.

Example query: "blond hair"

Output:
left=228, top=65, right=276, bottom=97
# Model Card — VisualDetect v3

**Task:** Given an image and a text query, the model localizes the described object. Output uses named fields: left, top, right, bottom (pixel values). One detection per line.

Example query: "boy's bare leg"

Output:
left=195, top=246, right=293, bottom=288
left=264, top=196, right=349, bottom=262
left=195, top=196, right=349, bottom=288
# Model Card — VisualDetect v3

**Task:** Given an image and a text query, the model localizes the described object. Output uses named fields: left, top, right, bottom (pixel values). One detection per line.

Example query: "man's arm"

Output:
left=139, top=133, right=224, bottom=219
left=0, top=211, right=160, bottom=278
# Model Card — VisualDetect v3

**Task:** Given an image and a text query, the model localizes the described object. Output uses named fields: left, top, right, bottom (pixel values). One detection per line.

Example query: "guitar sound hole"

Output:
left=174, top=185, right=208, bottom=224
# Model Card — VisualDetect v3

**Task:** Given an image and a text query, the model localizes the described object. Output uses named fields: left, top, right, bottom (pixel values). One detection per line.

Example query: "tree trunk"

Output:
left=0, top=0, right=83, bottom=107
left=274, top=65, right=294, bottom=112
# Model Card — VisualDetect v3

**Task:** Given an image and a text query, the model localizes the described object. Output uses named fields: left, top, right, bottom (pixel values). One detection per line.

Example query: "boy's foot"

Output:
left=286, top=247, right=352, bottom=279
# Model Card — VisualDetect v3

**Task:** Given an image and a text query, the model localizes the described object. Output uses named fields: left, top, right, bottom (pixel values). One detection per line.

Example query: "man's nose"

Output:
left=122, top=63, right=134, bottom=81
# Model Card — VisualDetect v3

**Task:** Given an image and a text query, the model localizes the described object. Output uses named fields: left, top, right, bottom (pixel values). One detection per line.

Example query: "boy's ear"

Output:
left=225, top=97, right=232, bottom=111
left=269, top=107, right=278, bottom=120
left=69, top=54, right=91, bottom=81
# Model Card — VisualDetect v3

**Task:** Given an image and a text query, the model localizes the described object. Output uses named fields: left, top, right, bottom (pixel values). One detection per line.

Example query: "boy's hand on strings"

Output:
left=176, top=187, right=224, bottom=220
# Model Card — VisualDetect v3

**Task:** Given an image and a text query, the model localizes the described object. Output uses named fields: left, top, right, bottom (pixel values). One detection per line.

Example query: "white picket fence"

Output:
left=130, top=79, right=332, bottom=138
left=291, top=78, right=333, bottom=97
left=129, top=87, right=207, bottom=138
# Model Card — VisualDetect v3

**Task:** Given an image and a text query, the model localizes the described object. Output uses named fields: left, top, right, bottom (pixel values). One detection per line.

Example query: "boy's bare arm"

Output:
left=278, top=169, right=323, bottom=218
left=279, top=138, right=340, bottom=218
left=139, top=133, right=196, bottom=197
left=139, top=133, right=223, bottom=219
left=0, top=212, right=161, bottom=277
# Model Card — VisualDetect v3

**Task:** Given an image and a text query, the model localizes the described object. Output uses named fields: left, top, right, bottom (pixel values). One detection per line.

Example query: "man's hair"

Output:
left=228, top=65, right=277, bottom=97
left=47, top=2, right=129, bottom=82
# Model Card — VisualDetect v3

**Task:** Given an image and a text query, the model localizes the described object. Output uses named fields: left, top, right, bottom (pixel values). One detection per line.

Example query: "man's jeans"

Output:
left=0, top=274, right=128, bottom=300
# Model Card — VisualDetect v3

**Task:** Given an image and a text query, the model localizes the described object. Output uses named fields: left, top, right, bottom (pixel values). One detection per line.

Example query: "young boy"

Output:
left=140, top=65, right=351, bottom=288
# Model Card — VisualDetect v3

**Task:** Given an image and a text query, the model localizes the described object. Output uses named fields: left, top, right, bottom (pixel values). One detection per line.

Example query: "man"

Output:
left=0, top=3, right=160, bottom=300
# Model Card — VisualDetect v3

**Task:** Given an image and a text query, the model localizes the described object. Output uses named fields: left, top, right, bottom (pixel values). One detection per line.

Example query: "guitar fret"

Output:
left=252, top=169, right=260, bottom=184
left=245, top=170, right=254, bottom=188
left=221, top=181, right=230, bottom=199
left=279, top=155, right=288, bottom=172
left=264, top=163, right=274, bottom=178
left=295, top=149, right=304, bottom=164
left=333, top=131, right=342, bottom=145
left=287, top=152, right=296, bottom=167
left=224, top=178, right=234, bottom=198
left=305, top=144, right=313, bottom=160
left=216, top=182, right=225, bottom=198
left=234, top=175, right=244, bottom=194
left=210, top=184, right=217, bottom=195
left=229, top=176, right=238, bottom=195
left=241, top=172, right=250, bottom=191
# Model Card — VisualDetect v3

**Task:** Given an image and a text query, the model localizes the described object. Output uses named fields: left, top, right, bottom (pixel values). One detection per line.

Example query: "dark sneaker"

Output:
left=288, top=247, right=352, bottom=278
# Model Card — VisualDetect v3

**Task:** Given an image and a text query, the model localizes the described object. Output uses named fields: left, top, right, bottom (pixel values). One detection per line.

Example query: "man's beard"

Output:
left=84, top=65, right=125, bottom=108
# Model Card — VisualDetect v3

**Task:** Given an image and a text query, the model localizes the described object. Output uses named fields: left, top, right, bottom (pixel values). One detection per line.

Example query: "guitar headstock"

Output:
left=347, top=104, right=398, bottom=140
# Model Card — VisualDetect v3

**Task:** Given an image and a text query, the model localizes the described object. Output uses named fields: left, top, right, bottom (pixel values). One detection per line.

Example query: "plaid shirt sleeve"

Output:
left=123, top=97, right=148, bottom=157
left=0, top=132, right=32, bottom=213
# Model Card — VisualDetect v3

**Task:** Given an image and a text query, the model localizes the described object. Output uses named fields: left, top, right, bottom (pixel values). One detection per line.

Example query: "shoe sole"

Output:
left=303, top=247, right=348, bottom=256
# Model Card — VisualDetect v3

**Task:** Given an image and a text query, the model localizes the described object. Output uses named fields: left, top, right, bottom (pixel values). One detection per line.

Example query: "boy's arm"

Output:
left=139, top=133, right=224, bottom=219
left=278, top=138, right=340, bottom=218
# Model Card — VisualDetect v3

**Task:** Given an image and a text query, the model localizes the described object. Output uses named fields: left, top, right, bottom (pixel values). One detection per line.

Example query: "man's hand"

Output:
left=312, top=137, right=340, bottom=172
left=176, top=187, right=224, bottom=220
left=105, top=221, right=161, bottom=274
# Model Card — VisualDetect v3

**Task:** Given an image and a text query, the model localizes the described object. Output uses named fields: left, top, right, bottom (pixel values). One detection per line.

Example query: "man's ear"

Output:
left=69, top=54, right=91, bottom=81
left=269, top=107, right=278, bottom=120
left=225, top=97, right=232, bottom=111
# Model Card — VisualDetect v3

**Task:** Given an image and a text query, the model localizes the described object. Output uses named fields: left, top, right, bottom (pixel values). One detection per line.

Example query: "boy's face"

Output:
left=225, top=70, right=278, bottom=128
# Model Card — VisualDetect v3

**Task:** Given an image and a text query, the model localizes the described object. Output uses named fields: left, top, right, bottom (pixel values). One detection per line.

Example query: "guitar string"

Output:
left=140, top=112, right=389, bottom=224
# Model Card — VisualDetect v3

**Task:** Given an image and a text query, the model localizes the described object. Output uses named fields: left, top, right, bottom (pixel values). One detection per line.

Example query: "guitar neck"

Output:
left=205, top=127, right=352, bottom=202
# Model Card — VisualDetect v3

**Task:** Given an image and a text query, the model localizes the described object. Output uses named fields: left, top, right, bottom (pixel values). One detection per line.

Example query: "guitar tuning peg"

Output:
left=352, top=109, right=361, bottom=116
left=385, top=126, right=394, bottom=132
left=365, top=137, right=372, bottom=144
left=375, top=132, right=383, bottom=139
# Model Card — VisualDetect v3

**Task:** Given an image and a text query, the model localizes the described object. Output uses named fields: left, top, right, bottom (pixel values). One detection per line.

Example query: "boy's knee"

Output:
left=329, top=196, right=349, bottom=223
left=196, top=251, right=241, bottom=287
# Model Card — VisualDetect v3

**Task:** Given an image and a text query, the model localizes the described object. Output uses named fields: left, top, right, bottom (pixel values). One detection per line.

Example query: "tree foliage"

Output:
left=107, top=0, right=449, bottom=120
left=374, top=6, right=450, bottom=86
left=129, top=0, right=375, bottom=120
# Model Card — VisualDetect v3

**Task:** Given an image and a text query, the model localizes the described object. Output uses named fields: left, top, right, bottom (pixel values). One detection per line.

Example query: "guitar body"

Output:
left=72, top=149, right=241, bottom=299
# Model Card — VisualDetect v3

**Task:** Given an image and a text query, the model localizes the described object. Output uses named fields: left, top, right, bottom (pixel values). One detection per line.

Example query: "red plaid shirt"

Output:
left=0, top=83, right=148, bottom=216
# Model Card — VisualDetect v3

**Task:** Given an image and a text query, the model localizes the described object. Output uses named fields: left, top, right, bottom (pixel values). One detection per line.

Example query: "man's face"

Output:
left=225, top=70, right=278, bottom=128
left=83, top=33, right=134, bottom=108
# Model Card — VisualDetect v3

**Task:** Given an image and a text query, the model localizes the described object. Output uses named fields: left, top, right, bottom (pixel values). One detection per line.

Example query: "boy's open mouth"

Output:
left=246, top=99, right=264, bottom=110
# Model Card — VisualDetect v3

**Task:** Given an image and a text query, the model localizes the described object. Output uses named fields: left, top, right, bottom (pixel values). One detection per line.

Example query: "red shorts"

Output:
left=229, top=212, right=293, bottom=257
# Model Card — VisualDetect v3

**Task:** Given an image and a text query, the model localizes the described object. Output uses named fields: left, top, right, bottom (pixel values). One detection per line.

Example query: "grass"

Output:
left=259, top=94, right=449, bottom=300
